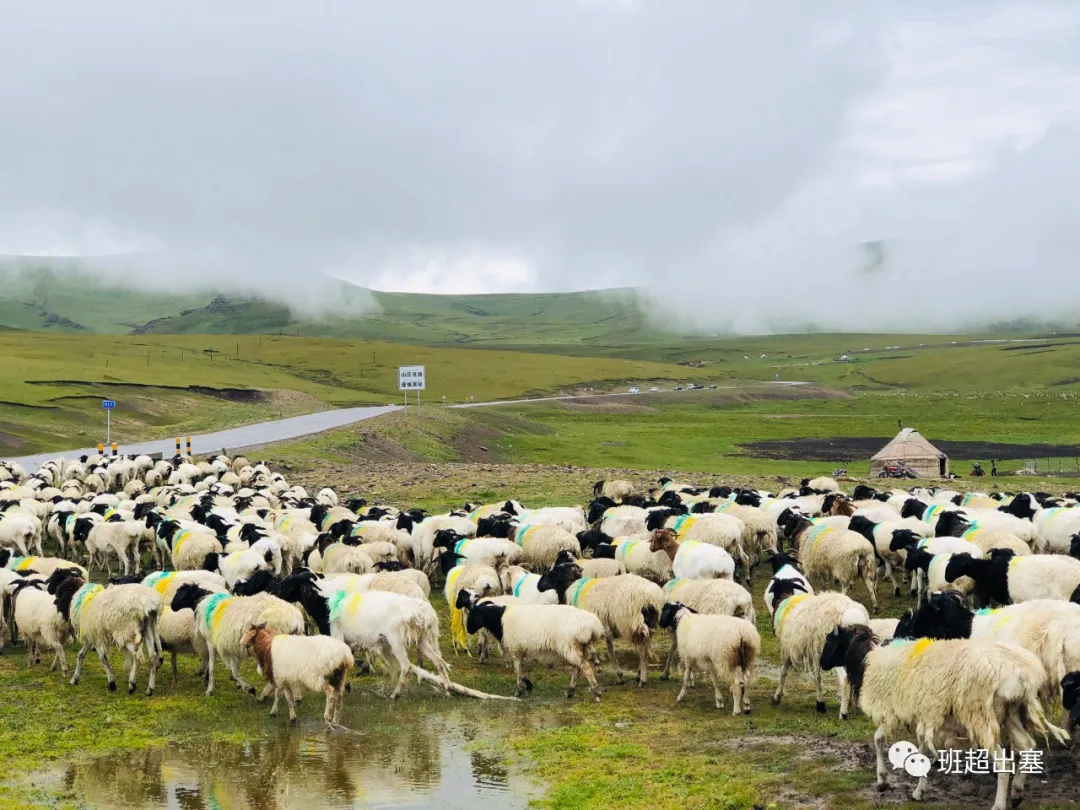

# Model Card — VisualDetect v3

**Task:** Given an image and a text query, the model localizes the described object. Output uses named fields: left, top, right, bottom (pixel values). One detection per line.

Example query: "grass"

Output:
left=0, top=331, right=715, bottom=456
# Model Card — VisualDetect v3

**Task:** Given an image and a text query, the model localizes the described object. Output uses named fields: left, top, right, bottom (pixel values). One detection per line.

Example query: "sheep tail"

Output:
left=1025, top=696, right=1071, bottom=747
left=410, top=664, right=519, bottom=701
left=737, top=638, right=754, bottom=674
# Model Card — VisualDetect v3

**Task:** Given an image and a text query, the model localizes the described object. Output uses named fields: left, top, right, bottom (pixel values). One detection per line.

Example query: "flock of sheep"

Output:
left=2, top=455, right=1080, bottom=810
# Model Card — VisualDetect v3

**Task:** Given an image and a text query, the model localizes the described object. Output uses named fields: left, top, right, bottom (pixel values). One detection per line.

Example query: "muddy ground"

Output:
left=742, top=437, right=1080, bottom=462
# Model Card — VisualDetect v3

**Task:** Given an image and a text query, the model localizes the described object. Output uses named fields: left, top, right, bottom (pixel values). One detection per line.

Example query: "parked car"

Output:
left=649, top=386, right=659, bottom=393
left=673, top=386, right=683, bottom=391
left=628, top=387, right=640, bottom=394
left=708, top=384, right=718, bottom=389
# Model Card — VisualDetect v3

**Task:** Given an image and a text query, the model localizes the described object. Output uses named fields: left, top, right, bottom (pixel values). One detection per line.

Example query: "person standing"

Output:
left=991, top=459, right=998, bottom=477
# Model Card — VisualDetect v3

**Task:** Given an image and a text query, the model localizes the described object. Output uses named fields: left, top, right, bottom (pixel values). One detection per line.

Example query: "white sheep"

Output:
left=659, top=603, right=760, bottom=714
left=499, top=565, right=558, bottom=605
left=52, top=574, right=163, bottom=695
left=537, top=564, right=664, bottom=686
left=279, top=577, right=451, bottom=700
left=820, top=624, right=1068, bottom=809
left=767, top=576, right=868, bottom=718
left=466, top=601, right=604, bottom=701
left=85, top=520, right=150, bottom=577
left=645, top=510, right=749, bottom=577
left=660, top=577, right=755, bottom=679
left=12, top=581, right=71, bottom=674
left=241, top=624, right=353, bottom=728
left=205, top=548, right=276, bottom=591
left=0, top=515, right=38, bottom=556
left=648, top=529, right=734, bottom=580
left=784, top=514, right=878, bottom=613
left=510, top=523, right=581, bottom=570
left=593, top=479, right=636, bottom=501
left=0, top=550, right=87, bottom=580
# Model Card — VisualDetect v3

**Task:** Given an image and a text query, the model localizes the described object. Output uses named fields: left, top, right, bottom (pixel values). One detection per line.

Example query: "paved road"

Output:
left=4, top=381, right=807, bottom=472
left=4, top=405, right=401, bottom=472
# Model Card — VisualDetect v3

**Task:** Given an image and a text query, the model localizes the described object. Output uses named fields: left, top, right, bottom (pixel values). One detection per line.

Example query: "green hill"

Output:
left=0, top=257, right=676, bottom=350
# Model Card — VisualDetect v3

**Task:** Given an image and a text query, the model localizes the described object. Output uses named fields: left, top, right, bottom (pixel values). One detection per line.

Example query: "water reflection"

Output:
left=47, top=701, right=569, bottom=809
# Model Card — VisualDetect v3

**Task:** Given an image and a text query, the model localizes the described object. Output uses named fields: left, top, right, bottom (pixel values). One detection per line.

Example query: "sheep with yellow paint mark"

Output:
left=170, top=582, right=304, bottom=696
left=441, top=560, right=502, bottom=654
left=48, top=569, right=162, bottom=696
left=537, top=563, right=663, bottom=687
left=782, top=512, right=878, bottom=613
left=767, top=575, right=868, bottom=719
left=821, top=624, right=1067, bottom=809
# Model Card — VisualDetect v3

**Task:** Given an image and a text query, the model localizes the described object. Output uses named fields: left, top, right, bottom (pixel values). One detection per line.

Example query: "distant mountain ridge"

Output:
left=0, top=257, right=671, bottom=350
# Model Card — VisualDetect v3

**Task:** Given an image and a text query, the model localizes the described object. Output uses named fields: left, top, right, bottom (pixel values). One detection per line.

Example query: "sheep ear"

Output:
left=519, top=562, right=533, bottom=573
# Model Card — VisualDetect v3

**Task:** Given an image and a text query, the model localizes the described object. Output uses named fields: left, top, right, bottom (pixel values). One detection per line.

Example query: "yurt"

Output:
left=869, top=428, right=948, bottom=478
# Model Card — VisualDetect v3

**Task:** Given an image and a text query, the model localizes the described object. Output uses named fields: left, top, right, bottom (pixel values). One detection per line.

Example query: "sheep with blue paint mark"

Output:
left=945, top=550, right=1080, bottom=607
left=537, top=562, right=664, bottom=687
left=659, top=577, right=755, bottom=679
left=782, top=512, right=878, bottom=613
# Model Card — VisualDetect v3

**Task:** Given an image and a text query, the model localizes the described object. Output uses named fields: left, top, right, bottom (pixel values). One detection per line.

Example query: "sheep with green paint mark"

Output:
left=783, top=513, right=878, bottom=613
left=49, top=571, right=163, bottom=696
left=767, top=575, right=868, bottom=718
left=660, top=577, right=755, bottom=680
left=170, top=583, right=304, bottom=696
left=537, top=564, right=663, bottom=687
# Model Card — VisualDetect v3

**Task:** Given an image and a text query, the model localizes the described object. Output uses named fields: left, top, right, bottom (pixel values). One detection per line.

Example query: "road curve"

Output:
left=5, top=405, right=401, bottom=473
left=4, top=380, right=808, bottom=472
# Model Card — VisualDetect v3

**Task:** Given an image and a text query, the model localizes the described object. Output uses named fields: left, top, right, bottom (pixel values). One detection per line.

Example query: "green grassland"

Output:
left=0, top=331, right=715, bottom=455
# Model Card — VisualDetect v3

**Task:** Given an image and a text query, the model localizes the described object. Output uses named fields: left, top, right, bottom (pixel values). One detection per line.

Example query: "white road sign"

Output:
left=398, top=365, right=426, bottom=391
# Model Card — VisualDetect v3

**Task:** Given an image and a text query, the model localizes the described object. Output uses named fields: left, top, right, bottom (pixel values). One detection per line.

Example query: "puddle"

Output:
left=25, top=699, right=571, bottom=809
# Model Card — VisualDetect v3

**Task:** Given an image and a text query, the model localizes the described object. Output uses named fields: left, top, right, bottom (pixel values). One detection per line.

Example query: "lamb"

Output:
left=648, top=528, right=734, bottom=581
left=644, top=510, right=749, bottom=579
left=537, top=562, right=664, bottom=686
left=11, top=580, right=71, bottom=674
left=944, top=550, right=1080, bottom=607
left=553, top=549, right=625, bottom=579
left=660, top=577, right=755, bottom=679
left=895, top=590, right=1080, bottom=706
left=465, top=601, right=604, bottom=701
left=697, top=497, right=779, bottom=573
left=240, top=624, right=353, bottom=728
left=767, top=576, right=868, bottom=718
left=820, top=624, right=1067, bottom=810
left=276, top=575, right=451, bottom=699
left=50, top=572, right=162, bottom=696
left=783, top=512, right=878, bottom=612
left=658, top=603, right=759, bottom=714
left=170, top=583, right=305, bottom=696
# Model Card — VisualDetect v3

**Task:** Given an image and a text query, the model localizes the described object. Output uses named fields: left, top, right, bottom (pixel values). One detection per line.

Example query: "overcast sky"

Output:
left=2, top=1, right=1079, bottom=330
